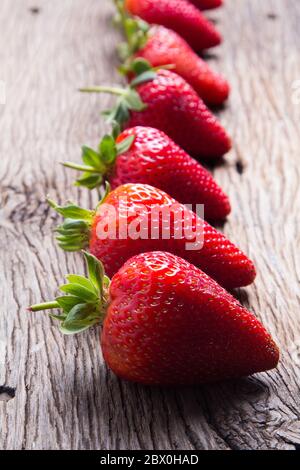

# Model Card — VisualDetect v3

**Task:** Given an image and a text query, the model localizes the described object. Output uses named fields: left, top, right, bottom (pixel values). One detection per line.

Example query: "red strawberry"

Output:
left=124, top=0, right=221, bottom=51
left=64, top=126, right=231, bottom=220
left=190, top=0, right=223, bottom=10
left=49, top=183, right=255, bottom=289
left=126, top=69, right=231, bottom=158
left=29, top=251, right=279, bottom=385
left=119, top=20, right=229, bottom=105
left=136, top=25, right=229, bottom=105
left=81, top=67, right=231, bottom=159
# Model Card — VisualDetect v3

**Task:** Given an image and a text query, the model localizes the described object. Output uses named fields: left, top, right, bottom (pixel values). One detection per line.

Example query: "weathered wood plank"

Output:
left=0, top=0, right=299, bottom=450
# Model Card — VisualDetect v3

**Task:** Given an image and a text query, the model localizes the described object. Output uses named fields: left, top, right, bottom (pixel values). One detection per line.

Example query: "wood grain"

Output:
left=0, top=0, right=300, bottom=450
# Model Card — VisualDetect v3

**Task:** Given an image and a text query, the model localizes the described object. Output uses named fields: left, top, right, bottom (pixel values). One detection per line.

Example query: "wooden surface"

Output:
left=1, top=0, right=300, bottom=450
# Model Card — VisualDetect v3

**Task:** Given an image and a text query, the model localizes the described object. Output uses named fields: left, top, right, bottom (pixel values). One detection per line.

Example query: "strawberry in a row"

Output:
left=28, top=1, right=281, bottom=386
left=49, top=183, right=255, bottom=289
left=29, top=251, right=279, bottom=385
left=81, top=61, right=231, bottom=159
left=64, top=126, right=231, bottom=221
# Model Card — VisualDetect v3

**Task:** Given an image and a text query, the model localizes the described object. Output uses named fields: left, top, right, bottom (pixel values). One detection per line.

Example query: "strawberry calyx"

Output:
left=47, top=183, right=110, bottom=252
left=114, top=2, right=175, bottom=76
left=28, top=252, right=110, bottom=334
left=114, top=0, right=150, bottom=63
left=80, top=59, right=156, bottom=127
left=48, top=200, right=93, bottom=252
left=62, top=130, right=135, bottom=190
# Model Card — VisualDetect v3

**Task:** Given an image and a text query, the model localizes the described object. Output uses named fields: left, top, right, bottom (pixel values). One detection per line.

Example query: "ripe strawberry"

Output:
left=140, top=26, right=230, bottom=105
left=190, top=0, right=223, bottom=10
left=81, top=66, right=231, bottom=159
left=124, top=0, right=221, bottom=51
left=29, top=251, right=279, bottom=385
left=118, top=16, right=229, bottom=105
left=49, top=183, right=255, bottom=289
left=64, top=126, right=231, bottom=220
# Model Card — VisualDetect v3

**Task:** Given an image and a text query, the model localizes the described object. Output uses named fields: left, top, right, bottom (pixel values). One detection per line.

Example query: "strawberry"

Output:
left=49, top=183, right=255, bottom=289
left=29, top=251, right=279, bottom=385
left=117, top=8, right=230, bottom=106
left=124, top=0, right=222, bottom=52
left=64, top=126, right=231, bottom=220
left=81, top=65, right=231, bottom=159
left=190, top=0, right=223, bottom=10
left=134, top=25, right=229, bottom=105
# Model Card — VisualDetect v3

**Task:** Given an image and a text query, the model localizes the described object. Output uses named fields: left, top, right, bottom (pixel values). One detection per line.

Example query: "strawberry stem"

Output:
left=80, top=80, right=149, bottom=127
left=80, top=60, right=158, bottom=128
left=29, top=301, right=60, bottom=312
left=79, top=86, right=126, bottom=95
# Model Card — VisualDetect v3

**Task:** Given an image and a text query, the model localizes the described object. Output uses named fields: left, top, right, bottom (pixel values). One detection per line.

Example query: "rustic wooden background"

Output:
left=1, top=0, right=300, bottom=450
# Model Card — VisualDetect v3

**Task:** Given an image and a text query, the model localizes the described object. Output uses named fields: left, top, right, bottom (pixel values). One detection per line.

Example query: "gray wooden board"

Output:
left=0, top=0, right=299, bottom=450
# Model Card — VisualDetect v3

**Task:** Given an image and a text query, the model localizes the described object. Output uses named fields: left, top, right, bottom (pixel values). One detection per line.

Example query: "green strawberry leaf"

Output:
left=124, top=88, right=147, bottom=110
left=59, top=283, right=98, bottom=302
left=56, top=295, right=83, bottom=313
left=81, top=146, right=103, bottom=168
left=56, top=234, right=87, bottom=246
left=130, top=70, right=157, bottom=88
left=76, top=173, right=103, bottom=190
left=100, top=134, right=117, bottom=164
left=48, top=199, right=93, bottom=222
left=60, top=304, right=99, bottom=335
left=130, top=58, right=152, bottom=75
left=56, top=219, right=89, bottom=232
left=83, top=251, right=105, bottom=296
left=66, top=275, right=97, bottom=294
left=50, top=313, right=67, bottom=321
